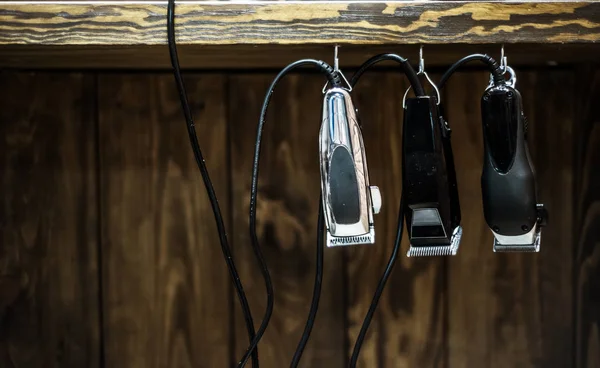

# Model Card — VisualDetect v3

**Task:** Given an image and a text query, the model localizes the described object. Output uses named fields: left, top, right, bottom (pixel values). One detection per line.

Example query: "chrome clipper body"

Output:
left=319, top=87, right=381, bottom=247
left=403, top=96, right=462, bottom=257
left=481, top=70, right=547, bottom=252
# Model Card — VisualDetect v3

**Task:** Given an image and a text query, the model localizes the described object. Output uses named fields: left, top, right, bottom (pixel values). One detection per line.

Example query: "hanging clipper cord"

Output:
left=166, top=1, right=259, bottom=366
left=351, top=53, right=425, bottom=96
left=243, top=59, right=340, bottom=368
left=437, top=54, right=505, bottom=90
left=347, top=54, right=422, bottom=366
left=290, top=198, right=325, bottom=368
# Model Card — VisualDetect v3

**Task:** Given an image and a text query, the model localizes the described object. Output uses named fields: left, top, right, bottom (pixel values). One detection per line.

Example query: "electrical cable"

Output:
left=290, top=198, right=324, bottom=368
left=166, top=1, right=259, bottom=366
left=350, top=54, right=426, bottom=97
left=347, top=54, right=419, bottom=367
left=349, top=193, right=406, bottom=368
left=241, top=59, right=341, bottom=368
left=437, top=54, right=505, bottom=91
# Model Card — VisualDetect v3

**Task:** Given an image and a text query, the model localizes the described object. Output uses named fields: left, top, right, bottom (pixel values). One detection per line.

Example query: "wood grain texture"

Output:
left=4, top=44, right=600, bottom=70
left=228, top=74, right=346, bottom=367
left=0, top=72, right=99, bottom=367
left=346, top=72, right=446, bottom=368
left=574, top=65, right=600, bottom=368
left=445, top=70, right=574, bottom=368
left=1, top=2, right=599, bottom=47
left=98, top=74, right=231, bottom=368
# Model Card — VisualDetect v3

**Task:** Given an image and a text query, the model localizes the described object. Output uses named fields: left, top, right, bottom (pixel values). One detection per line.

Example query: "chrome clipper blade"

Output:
left=403, top=97, right=463, bottom=257
left=319, top=87, right=381, bottom=247
left=408, top=225, right=462, bottom=257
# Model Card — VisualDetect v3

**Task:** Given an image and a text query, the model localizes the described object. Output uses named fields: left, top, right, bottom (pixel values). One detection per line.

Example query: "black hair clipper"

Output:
left=481, top=69, right=547, bottom=252
left=320, top=87, right=381, bottom=247
left=403, top=96, right=462, bottom=257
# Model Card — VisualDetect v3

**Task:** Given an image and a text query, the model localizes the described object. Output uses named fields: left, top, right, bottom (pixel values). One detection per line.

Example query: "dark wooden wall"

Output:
left=0, top=66, right=597, bottom=368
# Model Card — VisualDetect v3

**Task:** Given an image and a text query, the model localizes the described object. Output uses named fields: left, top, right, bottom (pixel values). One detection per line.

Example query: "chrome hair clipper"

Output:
left=403, top=96, right=462, bottom=257
left=481, top=67, right=547, bottom=252
left=319, top=87, right=381, bottom=247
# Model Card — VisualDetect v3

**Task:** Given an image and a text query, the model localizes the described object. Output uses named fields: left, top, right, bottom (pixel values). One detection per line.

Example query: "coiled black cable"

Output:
left=242, top=60, right=340, bottom=368
left=347, top=54, right=421, bottom=367
left=166, top=1, right=259, bottom=366
left=437, top=54, right=505, bottom=91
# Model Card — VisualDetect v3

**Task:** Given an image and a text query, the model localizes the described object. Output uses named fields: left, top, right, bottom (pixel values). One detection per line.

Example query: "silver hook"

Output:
left=334, top=44, right=339, bottom=72
left=418, top=45, right=425, bottom=74
left=323, top=45, right=352, bottom=93
left=500, top=44, right=507, bottom=74
left=488, top=65, right=517, bottom=88
left=402, top=45, right=440, bottom=108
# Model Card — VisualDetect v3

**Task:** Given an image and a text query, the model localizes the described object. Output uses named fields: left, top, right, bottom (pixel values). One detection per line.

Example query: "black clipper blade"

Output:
left=319, top=87, right=381, bottom=247
left=403, top=97, right=462, bottom=257
left=481, top=84, right=546, bottom=252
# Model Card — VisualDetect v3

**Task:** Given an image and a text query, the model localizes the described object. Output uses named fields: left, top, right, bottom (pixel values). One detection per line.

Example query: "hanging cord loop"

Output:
left=346, top=53, right=417, bottom=367
left=241, top=59, right=340, bottom=368
left=166, top=1, right=260, bottom=366
left=351, top=53, right=425, bottom=96
left=291, top=47, right=344, bottom=368
left=437, top=53, right=505, bottom=91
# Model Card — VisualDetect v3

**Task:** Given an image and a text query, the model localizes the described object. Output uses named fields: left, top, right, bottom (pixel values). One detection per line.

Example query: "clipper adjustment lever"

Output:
left=481, top=66, right=547, bottom=252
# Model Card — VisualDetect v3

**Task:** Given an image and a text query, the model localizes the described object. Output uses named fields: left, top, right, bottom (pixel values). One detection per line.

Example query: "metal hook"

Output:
left=334, top=45, right=340, bottom=72
left=488, top=65, right=517, bottom=88
left=418, top=45, right=425, bottom=74
left=500, top=44, right=507, bottom=74
left=323, top=45, right=352, bottom=93
left=402, top=45, right=440, bottom=108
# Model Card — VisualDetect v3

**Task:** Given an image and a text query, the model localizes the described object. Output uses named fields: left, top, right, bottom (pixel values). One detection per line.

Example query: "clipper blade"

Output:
left=407, top=226, right=462, bottom=257
left=326, top=227, right=375, bottom=247
left=493, top=228, right=541, bottom=253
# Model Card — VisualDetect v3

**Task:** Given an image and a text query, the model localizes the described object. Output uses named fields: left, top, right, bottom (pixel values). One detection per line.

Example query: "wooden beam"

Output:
left=0, top=1, right=599, bottom=48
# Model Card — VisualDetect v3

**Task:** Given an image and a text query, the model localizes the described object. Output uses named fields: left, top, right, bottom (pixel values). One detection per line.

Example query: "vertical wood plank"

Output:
left=574, top=65, right=600, bottom=368
left=346, top=72, right=447, bottom=368
left=228, top=74, right=346, bottom=367
left=445, top=70, right=574, bottom=368
left=0, top=72, right=99, bottom=367
left=444, top=72, right=495, bottom=368
left=99, top=74, right=231, bottom=368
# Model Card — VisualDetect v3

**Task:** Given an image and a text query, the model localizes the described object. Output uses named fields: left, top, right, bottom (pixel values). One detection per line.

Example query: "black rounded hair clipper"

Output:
left=481, top=66, right=547, bottom=252
left=320, top=85, right=381, bottom=247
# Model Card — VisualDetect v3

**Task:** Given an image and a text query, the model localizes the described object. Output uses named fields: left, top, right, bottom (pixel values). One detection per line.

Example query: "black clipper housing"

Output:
left=481, top=84, right=546, bottom=252
left=403, top=97, right=462, bottom=257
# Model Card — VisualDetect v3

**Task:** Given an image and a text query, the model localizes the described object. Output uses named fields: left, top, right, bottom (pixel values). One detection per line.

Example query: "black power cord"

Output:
left=437, top=54, right=505, bottom=91
left=350, top=53, right=426, bottom=96
left=243, top=60, right=341, bottom=368
left=290, top=199, right=324, bottom=368
left=166, top=1, right=259, bottom=366
left=350, top=195, right=405, bottom=368
left=347, top=54, right=423, bottom=367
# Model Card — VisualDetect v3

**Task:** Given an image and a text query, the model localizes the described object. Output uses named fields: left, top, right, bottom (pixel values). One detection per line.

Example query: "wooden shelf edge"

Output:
left=0, top=1, right=599, bottom=47
left=2, top=43, right=600, bottom=70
